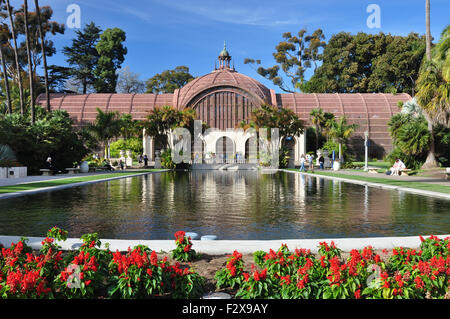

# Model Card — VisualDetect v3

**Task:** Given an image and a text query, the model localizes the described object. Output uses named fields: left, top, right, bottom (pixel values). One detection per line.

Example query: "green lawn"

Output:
left=286, top=169, right=450, bottom=195
left=0, top=170, right=162, bottom=194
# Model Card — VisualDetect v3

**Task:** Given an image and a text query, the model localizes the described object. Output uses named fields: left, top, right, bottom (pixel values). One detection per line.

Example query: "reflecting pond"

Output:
left=0, top=171, right=449, bottom=240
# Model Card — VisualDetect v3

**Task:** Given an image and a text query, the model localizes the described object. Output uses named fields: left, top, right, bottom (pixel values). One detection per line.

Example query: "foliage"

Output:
left=245, top=29, right=326, bottom=92
left=245, top=104, right=304, bottom=143
left=305, top=32, right=426, bottom=94
left=416, top=25, right=450, bottom=127
left=0, top=107, right=90, bottom=173
left=215, top=251, right=246, bottom=289
left=110, top=137, right=143, bottom=159
left=116, top=66, right=145, bottom=93
left=309, top=108, right=335, bottom=151
left=161, top=149, right=175, bottom=169
left=171, top=231, right=197, bottom=262
left=215, top=236, right=450, bottom=299
left=5, top=3, right=65, bottom=80
left=0, top=228, right=206, bottom=299
left=94, top=27, right=127, bottom=93
left=87, top=108, right=123, bottom=158
left=325, top=116, right=357, bottom=161
left=62, top=22, right=102, bottom=94
left=143, top=105, right=200, bottom=151
left=387, top=113, right=450, bottom=168
left=145, top=66, right=194, bottom=94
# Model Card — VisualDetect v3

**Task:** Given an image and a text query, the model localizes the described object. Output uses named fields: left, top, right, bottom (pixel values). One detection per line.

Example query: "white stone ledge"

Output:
left=1, top=235, right=448, bottom=255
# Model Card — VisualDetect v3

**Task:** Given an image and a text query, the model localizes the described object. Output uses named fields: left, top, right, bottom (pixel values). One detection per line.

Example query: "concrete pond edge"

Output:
left=1, top=234, right=449, bottom=255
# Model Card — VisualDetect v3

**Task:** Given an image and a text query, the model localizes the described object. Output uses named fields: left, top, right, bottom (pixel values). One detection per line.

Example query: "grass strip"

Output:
left=0, top=170, right=162, bottom=194
left=286, top=169, right=450, bottom=195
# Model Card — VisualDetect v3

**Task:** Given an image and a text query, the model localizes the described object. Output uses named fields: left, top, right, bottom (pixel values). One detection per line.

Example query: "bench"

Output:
left=446, top=168, right=450, bottom=180
left=399, top=168, right=412, bottom=176
left=40, top=169, right=52, bottom=176
left=367, top=167, right=379, bottom=174
left=65, top=168, right=79, bottom=175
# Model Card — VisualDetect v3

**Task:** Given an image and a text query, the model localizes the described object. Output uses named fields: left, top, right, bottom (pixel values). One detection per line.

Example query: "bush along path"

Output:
left=0, top=228, right=449, bottom=299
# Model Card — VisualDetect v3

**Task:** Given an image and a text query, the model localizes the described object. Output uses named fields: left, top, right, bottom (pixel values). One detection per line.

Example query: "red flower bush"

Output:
left=215, top=250, right=245, bottom=289
left=171, top=231, right=197, bottom=262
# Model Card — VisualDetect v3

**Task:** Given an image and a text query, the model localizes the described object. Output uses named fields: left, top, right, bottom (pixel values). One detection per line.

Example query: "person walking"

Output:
left=308, top=154, right=315, bottom=172
left=299, top=154, right=306, bottom=172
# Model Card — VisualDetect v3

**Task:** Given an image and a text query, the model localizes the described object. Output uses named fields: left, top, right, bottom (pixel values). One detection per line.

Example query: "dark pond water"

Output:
left=0, top=171, right=449, bottom=240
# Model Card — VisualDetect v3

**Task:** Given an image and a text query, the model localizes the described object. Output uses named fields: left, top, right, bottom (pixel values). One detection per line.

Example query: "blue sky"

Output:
left=9, top=0, right=450, bottom=92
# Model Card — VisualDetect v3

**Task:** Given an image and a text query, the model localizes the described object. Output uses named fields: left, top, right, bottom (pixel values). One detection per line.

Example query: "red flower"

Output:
left=354, top=289, right=361, bottom=299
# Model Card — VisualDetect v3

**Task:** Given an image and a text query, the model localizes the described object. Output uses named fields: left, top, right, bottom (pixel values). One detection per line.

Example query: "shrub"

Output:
left=109, top=137, right=143, bottom=158
left=0, top=228, right=206, bottom=299
left=171, top=231, right=197, bottom=262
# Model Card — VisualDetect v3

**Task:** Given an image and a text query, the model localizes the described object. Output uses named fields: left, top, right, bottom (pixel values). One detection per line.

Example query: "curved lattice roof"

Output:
left=173, top=68, right=272, bottom=108
left=37, top=73, right=410, bottom=154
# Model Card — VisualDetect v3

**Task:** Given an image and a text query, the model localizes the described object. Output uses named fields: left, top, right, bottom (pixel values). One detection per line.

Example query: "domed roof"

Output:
left=175, top=68, right=272, bottom=108
left=219, top=41, right=230, bottom=58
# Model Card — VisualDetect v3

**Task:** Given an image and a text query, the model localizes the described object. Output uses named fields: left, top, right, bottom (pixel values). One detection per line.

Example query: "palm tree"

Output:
left=310, top=108, right=325, bottom=152
left=88, top=108, right=123, bottom=159
left=5, top=0, right=24, bottom=115
left=309, top=108, right=334, bottom=151
left=327, top=116, right=358, bottom=162
left=23, top=0, right=35, bottom=123
left=415, top=26, right=450, bottom=169
left=425, top=0, right=432, bottom=60
left=0, top=24, right=11, bottom=114
left=33, top=0, right=50, bottom=111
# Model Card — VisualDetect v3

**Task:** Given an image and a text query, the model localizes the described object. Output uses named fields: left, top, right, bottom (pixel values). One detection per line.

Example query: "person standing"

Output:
left=143, top=154, right=148, bottom=167
left=319, top=155, right=324, bottom=170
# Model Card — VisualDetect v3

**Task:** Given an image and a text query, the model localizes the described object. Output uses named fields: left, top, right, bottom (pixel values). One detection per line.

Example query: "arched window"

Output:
left=187, top=87, right=260, bottom=130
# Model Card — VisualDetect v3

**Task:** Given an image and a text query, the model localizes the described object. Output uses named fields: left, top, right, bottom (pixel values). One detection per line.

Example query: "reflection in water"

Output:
left=0, top=171, right=449, bottom=240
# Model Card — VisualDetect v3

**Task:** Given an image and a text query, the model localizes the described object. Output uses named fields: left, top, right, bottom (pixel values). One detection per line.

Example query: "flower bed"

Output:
left=215, top=237, right=450, bottom=299
left=0, top=228, right=204, bottom=299
left=1, top=229, right=449, bottom=299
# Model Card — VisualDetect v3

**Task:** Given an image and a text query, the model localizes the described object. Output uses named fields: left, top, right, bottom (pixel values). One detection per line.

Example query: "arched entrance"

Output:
left=215, top=136, right=235, bottom=163
left=284, top=136, right=296, bottom=168
left=244, top=137, right=259, bottom=164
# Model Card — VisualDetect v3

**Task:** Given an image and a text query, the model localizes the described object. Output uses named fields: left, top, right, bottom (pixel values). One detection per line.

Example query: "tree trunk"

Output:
left=23, top=0, right=35, bottom=124
left=425, top=0, right=432, bottom=60
left=338, top=142, right=343, bottom=162
left=421, top=114, right=439, bottom=169
left=6, top=0, right=25, bottom=115
left=315, top=124, right=319, bottom=153
left=34, top=0, right=50, bottom=111
left=0, top=44, right=12, bottom=114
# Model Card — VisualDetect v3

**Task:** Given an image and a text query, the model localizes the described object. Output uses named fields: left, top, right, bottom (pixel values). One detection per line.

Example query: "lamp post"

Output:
left=364, top=130, right=369, bottom=171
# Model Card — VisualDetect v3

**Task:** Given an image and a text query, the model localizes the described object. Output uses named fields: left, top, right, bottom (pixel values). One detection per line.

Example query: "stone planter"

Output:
left=333, top=161, right=341, bottom=171
left=0, top=166, right=27, bottom=178
left=79, top=161, right=89, bottom=173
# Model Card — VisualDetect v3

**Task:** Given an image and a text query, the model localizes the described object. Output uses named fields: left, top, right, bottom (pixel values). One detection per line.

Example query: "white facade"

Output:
left=142, top=129, right=306, bottom=168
